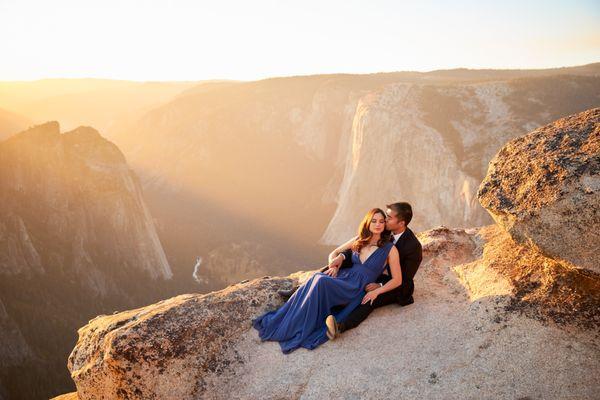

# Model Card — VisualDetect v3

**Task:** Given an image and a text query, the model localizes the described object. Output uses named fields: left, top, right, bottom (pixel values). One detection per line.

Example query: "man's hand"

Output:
left=365, top=283, right=380, bottom=292
left=361, top=289, right=380, bottom=305
left=324, top=266, right=339, bottom=277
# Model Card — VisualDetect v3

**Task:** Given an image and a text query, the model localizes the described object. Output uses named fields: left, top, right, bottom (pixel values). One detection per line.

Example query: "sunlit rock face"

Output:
left=0, top=122, right=175, bottom=400
left=320, top=76, right=600, bottom=243
left=321, top=83, right=488, bottom=243
left=479, top=108, right=600, bottom=273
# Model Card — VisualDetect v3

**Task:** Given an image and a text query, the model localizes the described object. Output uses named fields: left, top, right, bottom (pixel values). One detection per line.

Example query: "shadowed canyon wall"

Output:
left=0, top=122, right=180, bottom=399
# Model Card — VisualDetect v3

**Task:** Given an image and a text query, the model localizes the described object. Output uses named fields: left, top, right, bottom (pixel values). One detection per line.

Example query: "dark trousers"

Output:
left=340, top=288, right=403, bottom=332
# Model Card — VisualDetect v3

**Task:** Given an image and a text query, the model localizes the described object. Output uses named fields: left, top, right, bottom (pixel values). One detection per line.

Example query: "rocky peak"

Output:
left=64, top=125, right=128, bottom=166
left=16, top=120, right=61, bottom=141
left=0, top=121, right=173, bottom=281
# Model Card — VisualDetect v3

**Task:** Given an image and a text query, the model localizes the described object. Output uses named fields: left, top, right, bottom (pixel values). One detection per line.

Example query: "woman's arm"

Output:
left=361, top=246, right=402, bottom=304
left=327, top=236, right=357, bottom=264
left=324, top=236, right=358, bottom=277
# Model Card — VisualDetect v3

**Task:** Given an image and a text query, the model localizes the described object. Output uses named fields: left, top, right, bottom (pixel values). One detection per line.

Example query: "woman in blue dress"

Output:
left=252, top=208, right=403, bottom=354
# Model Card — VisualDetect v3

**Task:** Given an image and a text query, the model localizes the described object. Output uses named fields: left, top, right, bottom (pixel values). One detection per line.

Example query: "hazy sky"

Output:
left=1, top=0, right=599, bottom=81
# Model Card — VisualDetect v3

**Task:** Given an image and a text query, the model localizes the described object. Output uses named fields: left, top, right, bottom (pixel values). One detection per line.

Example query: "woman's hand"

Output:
left=324, top=254, right=343, bottom=277
left=361, top=289, right=380, bottom=305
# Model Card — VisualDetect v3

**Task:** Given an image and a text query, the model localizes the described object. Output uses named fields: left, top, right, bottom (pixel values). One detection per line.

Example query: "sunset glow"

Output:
left=1, top=0, right=599, bottom=81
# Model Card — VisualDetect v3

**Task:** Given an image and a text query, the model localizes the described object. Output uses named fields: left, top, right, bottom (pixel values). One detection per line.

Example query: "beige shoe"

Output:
left=326, top=315, right=339, bottom=340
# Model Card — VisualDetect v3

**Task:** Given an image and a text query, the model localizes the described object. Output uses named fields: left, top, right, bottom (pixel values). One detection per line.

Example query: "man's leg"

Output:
left=339, top=289, right=400, bottom=332
left=397, top=280, right=415, bottom=306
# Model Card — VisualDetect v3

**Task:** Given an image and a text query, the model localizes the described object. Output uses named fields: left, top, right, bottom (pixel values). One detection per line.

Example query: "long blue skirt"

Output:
left=252, top=271, right=366, bottom=354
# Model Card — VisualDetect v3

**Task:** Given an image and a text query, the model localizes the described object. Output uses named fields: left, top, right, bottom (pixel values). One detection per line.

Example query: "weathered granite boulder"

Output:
left=65, top=227, right=600, bottom=400
left=478, top=108, right=600, bottom=273
left=67, top=273, right=305, bottom=399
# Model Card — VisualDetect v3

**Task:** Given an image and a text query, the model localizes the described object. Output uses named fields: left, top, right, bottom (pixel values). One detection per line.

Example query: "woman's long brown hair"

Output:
left=351, top=208, right=391, bottom=253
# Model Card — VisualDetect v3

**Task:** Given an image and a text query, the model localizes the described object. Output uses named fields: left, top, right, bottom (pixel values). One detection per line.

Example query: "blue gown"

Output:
left=252, top=242, right=394, bottom=354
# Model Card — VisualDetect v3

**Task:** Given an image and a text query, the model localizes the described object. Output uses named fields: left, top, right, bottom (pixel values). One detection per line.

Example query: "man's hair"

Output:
left=386, top=202, right=413, bottom=225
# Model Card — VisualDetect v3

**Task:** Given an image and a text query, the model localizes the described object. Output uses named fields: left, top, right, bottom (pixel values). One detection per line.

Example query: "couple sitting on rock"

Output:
left=252, top=202, right=423, bottom=353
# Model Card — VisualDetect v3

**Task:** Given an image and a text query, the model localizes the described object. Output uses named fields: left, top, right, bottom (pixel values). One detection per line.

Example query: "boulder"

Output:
left=478, top=108, right=600, bottom=273
left=67, top=275, right=299, bottom=400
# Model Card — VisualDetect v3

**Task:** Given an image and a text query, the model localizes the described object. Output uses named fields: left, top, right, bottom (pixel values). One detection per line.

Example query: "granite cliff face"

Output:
left=0, top=122, right=177, bottom=399
left=60, top=110, right=600, bottom=400
left=0, top=298, right=32, bottom=400
left=106, top=68, right=600, bottom=288
left=0, top=121, right=172, bottom=283
left=322, top=76, right=600, bottom=243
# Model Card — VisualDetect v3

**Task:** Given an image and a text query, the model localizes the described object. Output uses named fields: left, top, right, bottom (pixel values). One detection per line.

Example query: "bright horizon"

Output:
left=1, top=0, right=599, bottom=82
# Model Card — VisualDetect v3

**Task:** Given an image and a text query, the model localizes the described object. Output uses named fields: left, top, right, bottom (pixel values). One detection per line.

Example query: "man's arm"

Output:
left=339, top=249, right=354, bottom=269
left=400, top=238, right=423, bottom=282
left=375, top=273, right=392, bottom=284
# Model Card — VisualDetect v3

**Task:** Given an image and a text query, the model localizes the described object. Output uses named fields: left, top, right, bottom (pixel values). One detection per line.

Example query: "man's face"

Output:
left=385, top=208, right=405, bottom=231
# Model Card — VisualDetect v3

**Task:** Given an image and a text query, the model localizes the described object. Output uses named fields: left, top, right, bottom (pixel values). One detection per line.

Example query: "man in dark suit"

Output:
left=325, top=202, right=422, bottom=338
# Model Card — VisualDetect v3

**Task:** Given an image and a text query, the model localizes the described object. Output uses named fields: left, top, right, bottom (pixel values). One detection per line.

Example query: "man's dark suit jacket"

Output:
left=339, top=227, right=423, bottom=303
